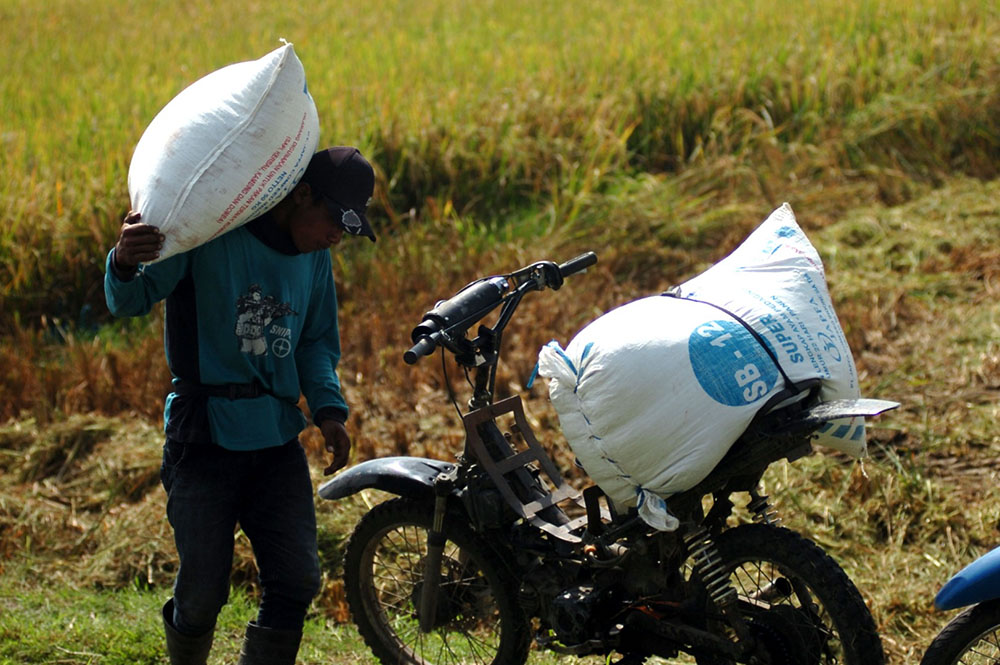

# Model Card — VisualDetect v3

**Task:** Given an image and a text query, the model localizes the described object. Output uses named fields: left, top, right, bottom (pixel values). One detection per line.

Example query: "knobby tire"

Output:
left=698, top=523, right=885, bottom=665
left=920, top=599, right=1000, bottom=665
left=342, top=497, right=530, bottom=665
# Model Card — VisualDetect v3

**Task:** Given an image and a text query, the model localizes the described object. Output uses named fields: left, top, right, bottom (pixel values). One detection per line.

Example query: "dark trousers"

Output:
left=160, top=438, right=321, bottom=636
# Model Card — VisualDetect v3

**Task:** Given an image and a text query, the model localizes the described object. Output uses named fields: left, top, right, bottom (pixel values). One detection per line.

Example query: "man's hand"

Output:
left=114, top=211, right=164, bottom=270
left=321, top=420, right=352, bottom=475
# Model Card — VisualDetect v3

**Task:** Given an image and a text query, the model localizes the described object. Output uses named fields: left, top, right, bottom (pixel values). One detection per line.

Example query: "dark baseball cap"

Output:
left=301, top=147, right=376, bottom=242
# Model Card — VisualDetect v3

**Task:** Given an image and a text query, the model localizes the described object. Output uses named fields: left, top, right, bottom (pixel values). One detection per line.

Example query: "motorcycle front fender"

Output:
left=935, top=544, right=1000, bottom=610
left=316, top=456, right=456, bottom=502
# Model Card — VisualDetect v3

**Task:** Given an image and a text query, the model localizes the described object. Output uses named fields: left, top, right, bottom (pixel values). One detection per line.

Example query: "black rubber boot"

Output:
left=236, top=622, right=303, bottom=665
left=162, top=599, right=214, bottom=665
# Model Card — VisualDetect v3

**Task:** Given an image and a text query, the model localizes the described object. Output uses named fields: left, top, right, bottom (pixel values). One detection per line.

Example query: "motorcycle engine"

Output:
left=548, top=584, right=609, bottom=646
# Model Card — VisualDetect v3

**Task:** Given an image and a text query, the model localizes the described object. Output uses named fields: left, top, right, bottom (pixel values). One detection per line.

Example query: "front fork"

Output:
left=418, top=468, right=457, bottom=633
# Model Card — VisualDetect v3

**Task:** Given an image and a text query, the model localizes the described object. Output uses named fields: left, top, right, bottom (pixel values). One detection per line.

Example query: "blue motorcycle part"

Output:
left=316, top=456, right=455, bottom=501
left=935, top=544, right=1000, bottom=610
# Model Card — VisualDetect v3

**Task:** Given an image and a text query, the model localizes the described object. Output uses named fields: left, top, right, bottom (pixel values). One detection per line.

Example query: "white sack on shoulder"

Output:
left=128, top=42, right=320, bottom=262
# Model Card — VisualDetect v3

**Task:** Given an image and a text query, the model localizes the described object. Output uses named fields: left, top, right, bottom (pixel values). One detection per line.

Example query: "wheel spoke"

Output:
left=698, top=524, right=884, bottom=665
left=962, top=631, right=1000, bottom=664
left=345, top=499, right=526, bottom=665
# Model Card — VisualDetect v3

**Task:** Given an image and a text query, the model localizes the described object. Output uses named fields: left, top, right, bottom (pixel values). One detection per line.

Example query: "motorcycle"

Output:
left=319, top=252, right=898, bottom=665
left=920, top=544, right=1000, bottom=664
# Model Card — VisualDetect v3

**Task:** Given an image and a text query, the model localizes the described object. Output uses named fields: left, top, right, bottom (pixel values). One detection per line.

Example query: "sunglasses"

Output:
left=323, top=197, right=367, bottom=236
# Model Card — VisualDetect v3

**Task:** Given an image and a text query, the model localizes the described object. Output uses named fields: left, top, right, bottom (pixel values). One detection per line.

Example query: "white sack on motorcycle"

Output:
left=537, top=203, right=863, bottom=528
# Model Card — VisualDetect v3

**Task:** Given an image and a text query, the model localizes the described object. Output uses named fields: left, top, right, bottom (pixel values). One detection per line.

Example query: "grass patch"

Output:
left=0, top=574, right=379, bottom=665
left=0, top=579, right=167, bottom=665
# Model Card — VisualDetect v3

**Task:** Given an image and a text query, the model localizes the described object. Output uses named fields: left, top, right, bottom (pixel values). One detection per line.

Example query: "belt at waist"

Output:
left=173, top=378, right=272, bottom=400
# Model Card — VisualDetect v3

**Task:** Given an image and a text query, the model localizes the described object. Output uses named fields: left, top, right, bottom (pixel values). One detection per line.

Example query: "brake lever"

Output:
left=508, top=260, right=563, bottom=292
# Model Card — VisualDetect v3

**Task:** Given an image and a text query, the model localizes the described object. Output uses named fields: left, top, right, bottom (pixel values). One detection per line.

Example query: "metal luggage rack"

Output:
left=462, top=395, right=608, bottom=544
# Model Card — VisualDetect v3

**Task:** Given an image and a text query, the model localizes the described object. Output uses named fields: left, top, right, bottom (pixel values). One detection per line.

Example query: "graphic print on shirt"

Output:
left=234, top=284, right=298, bottom=357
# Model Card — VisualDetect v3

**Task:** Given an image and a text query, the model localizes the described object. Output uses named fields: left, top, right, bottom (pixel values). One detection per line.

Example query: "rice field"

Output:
left=1, top=0, right=999, bottom=662
left=2, top=0, right=997, bottom=327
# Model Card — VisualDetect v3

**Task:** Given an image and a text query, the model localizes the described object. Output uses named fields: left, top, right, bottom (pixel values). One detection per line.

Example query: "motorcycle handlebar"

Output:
left=558, top=252, right=597, bottom=279
left=404, top=332, right=440, bottom=365
left=404, top=277, right=508, bottom=365
left=404, top=252, right=597, bottom=364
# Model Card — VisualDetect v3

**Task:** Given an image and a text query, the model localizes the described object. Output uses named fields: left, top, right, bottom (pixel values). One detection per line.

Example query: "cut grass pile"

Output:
left=3, top=178, right=1000, bottom=662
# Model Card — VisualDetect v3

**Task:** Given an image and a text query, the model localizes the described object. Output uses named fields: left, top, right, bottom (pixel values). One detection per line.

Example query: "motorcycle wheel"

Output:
left=919, top=599, right=1000, bottom=665
left=695, top=523, right=885, bottom=665
left=343, top=497, right=530, bottom=665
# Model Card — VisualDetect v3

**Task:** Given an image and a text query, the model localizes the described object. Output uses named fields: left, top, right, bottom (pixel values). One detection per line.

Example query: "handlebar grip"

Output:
left=558, top=252, right=597, bottom=278
left=404, top=334, right=439, bottom=365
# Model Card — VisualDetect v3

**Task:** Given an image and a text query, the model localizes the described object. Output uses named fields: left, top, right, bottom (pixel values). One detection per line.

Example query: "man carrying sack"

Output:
left=105, top=147, right=376, bottom=665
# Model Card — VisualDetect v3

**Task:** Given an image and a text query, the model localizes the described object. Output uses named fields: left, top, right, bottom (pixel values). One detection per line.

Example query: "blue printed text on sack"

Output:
left=688, top=320, right=779, bottom=407
left=759, top=314, right=804, bottom=363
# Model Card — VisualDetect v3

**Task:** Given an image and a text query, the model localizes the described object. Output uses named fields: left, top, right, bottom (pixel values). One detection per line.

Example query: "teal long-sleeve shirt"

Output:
left=104, top=214, right=348, bottom=450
